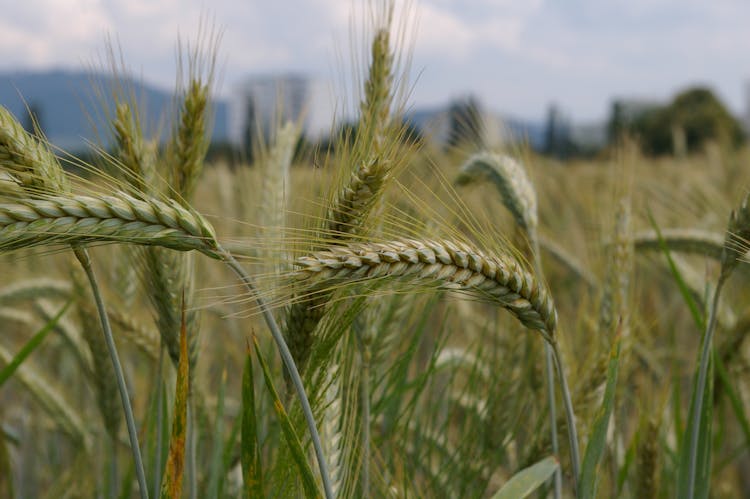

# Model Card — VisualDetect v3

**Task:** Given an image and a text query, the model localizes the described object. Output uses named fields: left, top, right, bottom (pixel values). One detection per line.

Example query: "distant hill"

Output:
left=0, top=69, right=228, bottom=152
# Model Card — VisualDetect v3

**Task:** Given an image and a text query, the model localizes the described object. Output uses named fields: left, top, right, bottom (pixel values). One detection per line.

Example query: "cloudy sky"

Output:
left=1, top=0, right=748, bottom=123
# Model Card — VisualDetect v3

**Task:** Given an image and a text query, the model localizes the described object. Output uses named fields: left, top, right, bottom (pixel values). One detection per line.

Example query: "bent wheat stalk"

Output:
left=456, top=150, right=566, bottom=495
left=291, top=237, right=580, bottom=484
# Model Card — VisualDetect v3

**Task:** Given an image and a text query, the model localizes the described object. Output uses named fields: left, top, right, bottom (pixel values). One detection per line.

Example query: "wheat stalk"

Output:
left=686, top=192, right=750, bottom=497
left=72, top=267, right=122, bottom=442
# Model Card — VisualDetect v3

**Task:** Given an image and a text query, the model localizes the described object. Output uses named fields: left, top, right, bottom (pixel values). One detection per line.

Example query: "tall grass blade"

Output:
left=160, top=304, right=190, bottom=499
left=678, top=330, right=715, bottom=499
left=647, top=210, right=705, bottom=330
left=650, top=209, right=717, bottom=497
left=491, top=456, right=559, bottom=499
left=241, top=344, right=263, bottom=498
left=0, top=299, right=71, bottom=387
left=579, top=324, right=622, bottom=498
left=252, top=335, right=321, bottom=499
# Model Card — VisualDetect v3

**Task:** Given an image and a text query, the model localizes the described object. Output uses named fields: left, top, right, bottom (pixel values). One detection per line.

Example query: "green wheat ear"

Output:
left=0, top=105, right=69, bottom=194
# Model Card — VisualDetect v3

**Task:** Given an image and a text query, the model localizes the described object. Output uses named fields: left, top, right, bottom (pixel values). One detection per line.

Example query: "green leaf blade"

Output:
left=253, top=336, right=321, bottom=499
left=0, top=299, right=71, bottom=387
left=491, top=456, right=559, bottom=499
left=579, top=330, right=622, bottom=499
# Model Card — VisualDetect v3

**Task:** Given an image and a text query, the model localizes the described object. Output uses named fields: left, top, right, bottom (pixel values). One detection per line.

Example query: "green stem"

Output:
left=74, top=247, right=149, bottom=499
left=220, top=250, right=333, bottom=499
left=544, top=343, right=562, bottom=498
left=551, top=341, right=580, bottom=495
left=533, top=240, right=562, bottom=499
left=686, top=275, right=725, bottom=498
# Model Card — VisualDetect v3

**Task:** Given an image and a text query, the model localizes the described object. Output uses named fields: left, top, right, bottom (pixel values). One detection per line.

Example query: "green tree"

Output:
left=632, top=87, right=745, bottom=155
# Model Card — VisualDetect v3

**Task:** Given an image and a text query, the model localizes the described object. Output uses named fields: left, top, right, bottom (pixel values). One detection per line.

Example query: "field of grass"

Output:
left=0, top=6, right=749, bottom=499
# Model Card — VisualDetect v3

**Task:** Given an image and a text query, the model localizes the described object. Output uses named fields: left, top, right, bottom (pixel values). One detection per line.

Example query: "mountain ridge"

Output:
left=0, top=69, right=229, bottom=152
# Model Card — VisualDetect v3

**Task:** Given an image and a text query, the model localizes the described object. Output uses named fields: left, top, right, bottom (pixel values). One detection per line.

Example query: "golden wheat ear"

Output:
left=292, top=238, right=556, bottom=339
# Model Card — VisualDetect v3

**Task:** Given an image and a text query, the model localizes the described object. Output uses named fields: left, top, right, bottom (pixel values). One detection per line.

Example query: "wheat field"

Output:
left=0, top=6, right=749, bottom=499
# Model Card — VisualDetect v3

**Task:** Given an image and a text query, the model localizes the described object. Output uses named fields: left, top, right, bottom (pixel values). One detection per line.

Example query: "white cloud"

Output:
left=0, top=0, right=111, bottom=66
left=0, top=0, right=747, bottom=120
left=412, top=3, right=531, bottom=59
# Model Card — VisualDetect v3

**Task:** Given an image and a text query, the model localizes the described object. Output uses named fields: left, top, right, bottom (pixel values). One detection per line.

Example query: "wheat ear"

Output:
left=293, top=237, right=582, bottom=484
left=456, top=152, right=538, bottom=238
left=293, top=238, right=556, bottom=338
left=0, top=105, right=69, bottom=194
left=112, top=102, right=157, bottom=193
left=102, top=305, right=161, bottom=359
left=169, top=81, right=209, bottom=200
left=0, top=278, right=72, bottom=304
left=0, top=193, right=219, bottom=255
left=328, top=27, right=394, bottom=237
left=721, top=193, right=750, bottom=278
left=600, top=198, right=633, bottom=336
left=285, top=25, right=398, bottom=374
left=629, top=228, right=725, bottom=259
